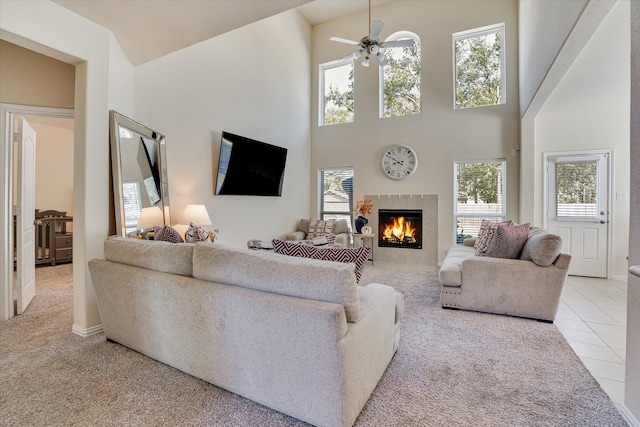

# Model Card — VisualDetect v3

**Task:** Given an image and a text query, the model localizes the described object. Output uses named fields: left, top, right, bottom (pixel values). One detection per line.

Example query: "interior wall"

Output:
left=311, top=0, right=520, bottom=264
left=626, top=0, right=640, bottom=422
left=28, top=118, right=75, bottom=216
left=0, top=40, right=75, bottom=108
left=0, top=0, right=133, bottom=333
left=518, top=0, right=587, bottom=115
left=535, top=0, right=630, bottom=279
left=134, top=9, right=311, bottom=248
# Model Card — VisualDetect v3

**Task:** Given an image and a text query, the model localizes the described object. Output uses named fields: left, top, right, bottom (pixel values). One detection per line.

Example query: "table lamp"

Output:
left=180, top=204, right=212, bottom=226
left=137, top=206, right=164, bottom=238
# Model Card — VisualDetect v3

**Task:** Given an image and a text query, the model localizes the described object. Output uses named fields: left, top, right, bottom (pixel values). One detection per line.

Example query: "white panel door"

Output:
left=15, top=116, right=36, bottom=314
left=547, top=152, right=609, bottom=278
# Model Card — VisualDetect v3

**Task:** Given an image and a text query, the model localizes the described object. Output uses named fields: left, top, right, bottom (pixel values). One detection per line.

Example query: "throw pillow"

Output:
left=185, top=222, right=211, bottom=243
left=307, top=218, right=336, bottom=238
left=520, top=232, right=563, bottom=267
left=271, top=239, right=370, bottom=283
left=479, top=223, right=530, bottom=259
left=474, top=219, right=512, bottom=250
left=154, top=225, right=184, bottom=243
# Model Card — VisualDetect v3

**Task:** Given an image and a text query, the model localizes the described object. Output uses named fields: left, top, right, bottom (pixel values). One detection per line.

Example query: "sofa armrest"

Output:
left=460, top=255, right=570, bottom=321
left=279, top=231, right=307, bottom=241
left=334, top=233, right=350, bottom=248
left=357, top=283, right=404, bottom=324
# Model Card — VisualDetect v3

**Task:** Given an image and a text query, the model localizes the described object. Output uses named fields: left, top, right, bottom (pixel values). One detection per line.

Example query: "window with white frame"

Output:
left=454, top=160, right=506, bottom=243
left=379, top=31, right=421, bottom=118
left=453, top=23, right=505, bottom=109
left=320, top=168, right=354, bottom=230
left=122, top=180, right=143, bottom=234
left=319, top=58, right=354, bottom=126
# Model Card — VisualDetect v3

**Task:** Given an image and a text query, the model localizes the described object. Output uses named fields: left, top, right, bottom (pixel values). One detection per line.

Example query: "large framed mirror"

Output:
left=109, top=110, right=171, bottom=237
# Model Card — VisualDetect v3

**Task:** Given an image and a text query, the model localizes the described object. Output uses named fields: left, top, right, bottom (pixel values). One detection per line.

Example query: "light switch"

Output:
left=616, top=192, right=628, bottom=201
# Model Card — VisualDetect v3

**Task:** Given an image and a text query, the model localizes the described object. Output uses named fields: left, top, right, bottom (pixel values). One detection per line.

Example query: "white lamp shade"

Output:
left=181, top=204, right=212, bottom=226
left=137, top=206, right=164, bottom=229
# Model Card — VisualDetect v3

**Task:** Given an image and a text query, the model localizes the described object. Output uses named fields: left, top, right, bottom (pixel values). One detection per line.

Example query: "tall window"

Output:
left=454, top=160, right=506, bottom=243
left=320, top=168, right=354, bottom=230
left=319, top=58, right=354, bottom=126
left=380, top=31, right=421, bottom=118
left=453, top=23, right=505, bottom=109
left=122, top=181, right=143, bottom=234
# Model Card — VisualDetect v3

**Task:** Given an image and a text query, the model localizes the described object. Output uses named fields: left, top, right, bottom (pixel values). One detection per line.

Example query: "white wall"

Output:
left=310, top=0, right=520, bottom=263
left=30, top=119, right=75, bottom=216
left=108, top=32, right=136, bottom=117
left=518, top=0, right=588, bottom=115
left=536, top=0, right=630, bottom=279
left=134, top=10, right=311, bottom=247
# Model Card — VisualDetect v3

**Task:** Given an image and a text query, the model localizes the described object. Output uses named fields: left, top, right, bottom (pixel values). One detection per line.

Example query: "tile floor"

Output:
left=555, top=275, right=628, bottom=411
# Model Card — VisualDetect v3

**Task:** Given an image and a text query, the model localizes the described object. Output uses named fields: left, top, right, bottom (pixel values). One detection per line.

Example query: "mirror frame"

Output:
left=109, top=110, right=170, bottom=237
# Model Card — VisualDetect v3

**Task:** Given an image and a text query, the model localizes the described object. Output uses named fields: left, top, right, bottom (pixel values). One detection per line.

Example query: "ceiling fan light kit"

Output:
left=330, top=0, right=414, bottom=68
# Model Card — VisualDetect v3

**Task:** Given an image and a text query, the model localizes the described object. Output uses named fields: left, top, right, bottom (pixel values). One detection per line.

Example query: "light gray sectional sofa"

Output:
left=438, top=227, right=571, bottom=322
left=88, top=237, right=404, bottom=427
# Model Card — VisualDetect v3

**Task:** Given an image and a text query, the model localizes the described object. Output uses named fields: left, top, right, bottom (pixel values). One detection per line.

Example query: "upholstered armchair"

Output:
left=279, top=218, right=351, bottom=247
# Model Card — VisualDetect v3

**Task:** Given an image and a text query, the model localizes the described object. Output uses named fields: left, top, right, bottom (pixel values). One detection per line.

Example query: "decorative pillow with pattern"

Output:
left=474, top=219, right=512, bottom=251
left=154, top=225, right=184, bottom=243
left=479, top=222, right=530, bottom=259
left=307, top=218, right=336, bottom=238
left=271, top=239, right=370, bottom=283
left=185, top=222, right=211, bottom=243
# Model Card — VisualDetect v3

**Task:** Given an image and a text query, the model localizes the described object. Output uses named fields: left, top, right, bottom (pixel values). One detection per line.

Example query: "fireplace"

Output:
left=378, top=209, right=422, bottom=249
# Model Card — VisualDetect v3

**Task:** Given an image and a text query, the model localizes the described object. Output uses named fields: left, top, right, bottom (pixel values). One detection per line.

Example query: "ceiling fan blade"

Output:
left=369, top=20, right=384, bottom=41
left=379, top=39, right=415, bottom=48
left=330, top=36, right=361, bottom=46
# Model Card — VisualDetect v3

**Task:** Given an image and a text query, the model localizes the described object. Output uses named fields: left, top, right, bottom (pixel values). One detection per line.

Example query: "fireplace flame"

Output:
left=382, top=217, right=417, bottom=244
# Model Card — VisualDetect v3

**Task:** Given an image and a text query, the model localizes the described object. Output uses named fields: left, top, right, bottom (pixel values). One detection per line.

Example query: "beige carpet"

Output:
left=0, top=263, right=628, bottom=426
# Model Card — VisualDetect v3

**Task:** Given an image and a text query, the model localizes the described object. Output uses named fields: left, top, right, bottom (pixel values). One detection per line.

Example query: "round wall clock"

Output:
left=381, top=144, right=418, bottom=180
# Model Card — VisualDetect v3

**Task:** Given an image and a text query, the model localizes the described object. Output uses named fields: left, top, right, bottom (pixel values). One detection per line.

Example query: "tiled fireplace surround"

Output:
left=364, top=194, right=438, bottom=266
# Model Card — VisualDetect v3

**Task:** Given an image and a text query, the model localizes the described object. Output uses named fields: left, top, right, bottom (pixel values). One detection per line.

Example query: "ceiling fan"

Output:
left=330, top=0, right=414, bottom=67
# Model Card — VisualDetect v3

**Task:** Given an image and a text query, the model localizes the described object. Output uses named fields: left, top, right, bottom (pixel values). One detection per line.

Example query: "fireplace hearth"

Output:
left=378, top=209, right=422, bottom=249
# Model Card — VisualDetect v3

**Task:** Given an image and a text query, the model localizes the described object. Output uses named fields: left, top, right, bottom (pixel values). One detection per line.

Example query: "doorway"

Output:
left=0, top=104, right=74, bottom=319
left=545, top=150, right=611, bottom=278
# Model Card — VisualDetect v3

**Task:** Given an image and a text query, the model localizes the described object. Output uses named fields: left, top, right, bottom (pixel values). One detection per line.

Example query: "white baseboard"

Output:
left=611, top=274, right=629, bottom=281
left=72, top=323, right=103, bottom=337
left=621, top=404, right=640, bottom=427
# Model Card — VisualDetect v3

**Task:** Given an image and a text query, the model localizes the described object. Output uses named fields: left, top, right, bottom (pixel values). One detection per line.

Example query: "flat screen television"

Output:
left=215, top=131, right=287, bottom=196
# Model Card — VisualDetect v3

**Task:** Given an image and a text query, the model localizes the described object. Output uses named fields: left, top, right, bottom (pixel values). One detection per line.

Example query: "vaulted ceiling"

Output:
left=52, top=0, right=393, bottom=66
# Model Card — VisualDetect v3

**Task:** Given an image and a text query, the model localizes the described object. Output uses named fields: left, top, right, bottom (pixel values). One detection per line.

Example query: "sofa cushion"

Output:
left=193, top=244, right=361, bottom=322
left=520, top=232, right=563, bottom=267
left=271, top=239, right=370, bottom=283
left=479, top=223, right=530, bottom=259
left=154, top=225, right=185, bottom=243
left=333, top=219, right=349, bottom=235
left=104, top=236, right=194, bottom=276
left=297, top=218, right=310, bottom=234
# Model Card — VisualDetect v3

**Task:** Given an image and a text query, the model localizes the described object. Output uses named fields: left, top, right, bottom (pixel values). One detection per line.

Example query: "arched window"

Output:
left=379, top=31, right=421, bottom=118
